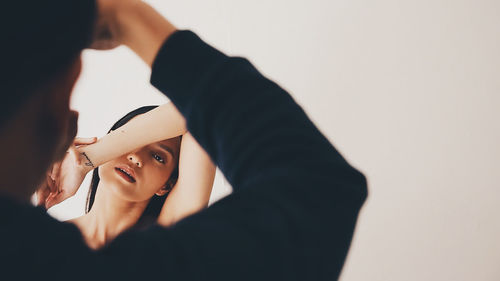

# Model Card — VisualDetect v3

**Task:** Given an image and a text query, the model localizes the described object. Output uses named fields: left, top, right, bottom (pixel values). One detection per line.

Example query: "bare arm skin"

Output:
left=44, top=101, right=210, bottom=212
left=80, top=104, right=216, bottom=226
left=158, top=132, right=216, bottom=227
left=91, top=0, right=177, bottom=67
left=42, top=102, right=185, bottom=208
left=77, top=102, right=186, bottom=174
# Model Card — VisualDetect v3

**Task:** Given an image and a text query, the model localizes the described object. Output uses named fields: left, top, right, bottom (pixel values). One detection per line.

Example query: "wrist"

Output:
left=76, top=149, right=95, bottom=174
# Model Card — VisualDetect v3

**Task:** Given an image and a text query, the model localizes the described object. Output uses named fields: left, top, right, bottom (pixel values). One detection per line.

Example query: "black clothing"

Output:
left=0, top=30, right=367, bottom=281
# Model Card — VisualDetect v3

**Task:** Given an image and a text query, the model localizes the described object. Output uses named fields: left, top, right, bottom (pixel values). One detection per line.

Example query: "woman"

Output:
left=37, top=102, right=216, bottom=249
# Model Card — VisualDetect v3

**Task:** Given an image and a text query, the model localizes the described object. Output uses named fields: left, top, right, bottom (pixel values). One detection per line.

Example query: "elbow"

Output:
left=351, top=167, right=368, bottom=207
left=329, top=163, right=368, bottom=209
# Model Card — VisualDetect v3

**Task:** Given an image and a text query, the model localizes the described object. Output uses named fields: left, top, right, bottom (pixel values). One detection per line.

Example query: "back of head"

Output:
left=0, top=0, right=96, bottom=130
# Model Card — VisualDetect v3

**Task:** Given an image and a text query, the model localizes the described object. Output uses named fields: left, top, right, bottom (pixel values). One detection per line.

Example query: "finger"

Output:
left=36, top=168, right=55, bottom=207
left=46, top=191, right=67, bottom=210
left=74, top=137, right=98, bottom=146
left=50, top=161, right=62, bottom=181
left=43, top=191, right=53, bottom=209
left=45, top=190, right=61, bottom=209
left=45, top=195, right=54, bottom=209
left=43, top=174, right=58, bottom=195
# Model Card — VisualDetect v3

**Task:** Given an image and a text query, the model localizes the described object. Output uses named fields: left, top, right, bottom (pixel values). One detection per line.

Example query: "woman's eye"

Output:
left=152, top=153, right=165, bottom=164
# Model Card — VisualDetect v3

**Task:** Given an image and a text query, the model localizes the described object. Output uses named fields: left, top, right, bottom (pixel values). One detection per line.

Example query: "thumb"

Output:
left=45, top=192, right=61, bottom=210
left=74, top=137, right=98, bottom=146
left=45, top=191, right=65, bottom=210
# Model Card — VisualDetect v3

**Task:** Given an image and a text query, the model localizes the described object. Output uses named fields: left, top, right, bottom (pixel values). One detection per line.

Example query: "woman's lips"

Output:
left=114, top=166, right=136, bottom=183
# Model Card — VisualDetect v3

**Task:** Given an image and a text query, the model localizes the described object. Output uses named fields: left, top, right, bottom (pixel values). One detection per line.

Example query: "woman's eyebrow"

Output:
left=157, top=144, right=174, bottom=157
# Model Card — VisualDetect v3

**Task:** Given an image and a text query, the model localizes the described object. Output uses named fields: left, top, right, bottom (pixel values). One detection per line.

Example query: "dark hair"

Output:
left=0, top=0, right=96, bottom=130
left=85, top=106, right=181, bottom=228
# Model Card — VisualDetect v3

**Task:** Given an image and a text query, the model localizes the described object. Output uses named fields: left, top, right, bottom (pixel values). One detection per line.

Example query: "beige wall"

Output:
left=50, top=1, right=500, bottom=280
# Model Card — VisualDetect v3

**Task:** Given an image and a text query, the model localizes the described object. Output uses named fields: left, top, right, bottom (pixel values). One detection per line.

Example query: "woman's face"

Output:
left=98, top=137, right=181, bottom=202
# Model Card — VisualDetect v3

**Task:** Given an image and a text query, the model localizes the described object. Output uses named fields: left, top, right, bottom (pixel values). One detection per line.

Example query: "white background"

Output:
left=49, top=1, right=500, bottom=280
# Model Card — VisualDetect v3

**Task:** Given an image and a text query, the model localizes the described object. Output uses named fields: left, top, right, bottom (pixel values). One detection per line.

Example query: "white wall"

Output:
left=50, top=1, right=500, bottom=280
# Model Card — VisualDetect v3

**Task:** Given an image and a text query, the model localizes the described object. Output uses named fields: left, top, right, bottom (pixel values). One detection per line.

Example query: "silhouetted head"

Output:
left=0, top=0, right=96, bottom=200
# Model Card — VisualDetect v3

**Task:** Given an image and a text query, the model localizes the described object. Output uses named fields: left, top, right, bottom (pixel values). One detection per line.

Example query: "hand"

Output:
left=36, top=137, right=97, bottom=209
left=90, top=0, right=140, bottom=50
left=90, top=0, right=177, bottom=66
left=35, top=164, right=60, bottom=208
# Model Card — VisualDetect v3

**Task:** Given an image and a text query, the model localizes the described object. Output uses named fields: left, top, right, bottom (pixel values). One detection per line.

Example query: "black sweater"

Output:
left=0, top=30, right=367, bottom=281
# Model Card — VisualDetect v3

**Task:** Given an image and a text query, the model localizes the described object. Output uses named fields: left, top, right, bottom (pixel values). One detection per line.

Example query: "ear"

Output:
left=155, top=186, right=169, bottom=196
left=155, top=177, right=176, bottom=196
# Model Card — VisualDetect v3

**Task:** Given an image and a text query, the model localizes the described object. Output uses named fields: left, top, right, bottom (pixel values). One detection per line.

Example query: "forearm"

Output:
left=78, top=102, right=186, bottom=173
left=158, top=132, right=216, bottom=227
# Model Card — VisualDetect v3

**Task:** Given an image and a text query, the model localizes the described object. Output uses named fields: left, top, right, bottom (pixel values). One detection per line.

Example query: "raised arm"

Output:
left=77, top=102, right=186, bottom=170
left=42, top=102, right=187, bottom=208
left=157, top=132, right=216, bottom=227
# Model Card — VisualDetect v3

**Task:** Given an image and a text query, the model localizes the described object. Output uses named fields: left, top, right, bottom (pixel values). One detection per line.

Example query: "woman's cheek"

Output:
left=137, top=168, right=159, bottom=198
left=149, top=167, right=170, bottom=194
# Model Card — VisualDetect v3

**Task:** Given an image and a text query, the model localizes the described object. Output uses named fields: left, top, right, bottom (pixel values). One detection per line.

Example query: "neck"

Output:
left=79, top=182, right=149, bottom=249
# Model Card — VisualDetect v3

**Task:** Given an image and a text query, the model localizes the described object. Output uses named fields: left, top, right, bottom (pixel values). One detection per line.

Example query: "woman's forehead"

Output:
left=159, top=137, right=180, bottom=147
left=156, top=137, right=181, bottom=157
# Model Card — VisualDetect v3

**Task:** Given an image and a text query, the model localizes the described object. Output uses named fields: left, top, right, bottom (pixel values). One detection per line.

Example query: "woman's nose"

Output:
left=127, top=153, right=142, bottom=167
